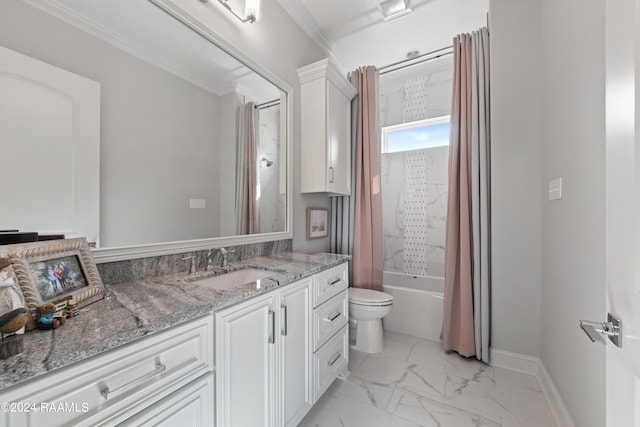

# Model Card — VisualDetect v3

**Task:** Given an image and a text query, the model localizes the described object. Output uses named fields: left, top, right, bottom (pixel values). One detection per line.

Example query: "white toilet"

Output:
left=348, top=288, right=394, bottom=353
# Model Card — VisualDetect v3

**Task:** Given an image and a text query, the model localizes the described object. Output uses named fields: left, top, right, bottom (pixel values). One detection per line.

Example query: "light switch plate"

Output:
left=548, top=177, right=562, bottom=201
left=189, top=198, right=206, bottom=209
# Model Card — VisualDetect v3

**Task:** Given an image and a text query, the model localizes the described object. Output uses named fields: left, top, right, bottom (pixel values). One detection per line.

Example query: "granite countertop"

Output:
left=0, top=252, right=350, bottom=391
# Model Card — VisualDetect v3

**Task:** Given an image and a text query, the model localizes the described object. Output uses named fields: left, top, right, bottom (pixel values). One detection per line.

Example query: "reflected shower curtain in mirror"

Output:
left=442, top=28, right=491, bottom=362
left=236, top=102, right=260, bottom=235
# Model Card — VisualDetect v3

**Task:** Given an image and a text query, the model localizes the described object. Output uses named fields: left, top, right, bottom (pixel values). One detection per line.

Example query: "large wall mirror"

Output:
left=0, top=0, right=291, bottom=262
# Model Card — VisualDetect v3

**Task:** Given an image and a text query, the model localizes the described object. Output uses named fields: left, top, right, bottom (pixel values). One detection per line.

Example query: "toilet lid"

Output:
left=348, top=288, right=394, bottom=304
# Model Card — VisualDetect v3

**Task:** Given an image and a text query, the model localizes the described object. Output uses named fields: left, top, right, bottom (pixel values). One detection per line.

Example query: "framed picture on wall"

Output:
left=306, top=208, right=329, bottom=240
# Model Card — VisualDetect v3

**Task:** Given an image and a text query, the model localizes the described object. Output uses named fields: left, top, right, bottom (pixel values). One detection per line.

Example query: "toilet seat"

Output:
left=348, top=288, right=394, bottom=306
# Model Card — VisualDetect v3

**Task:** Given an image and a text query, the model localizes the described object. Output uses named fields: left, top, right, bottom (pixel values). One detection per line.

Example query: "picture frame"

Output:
left=2, top=238, right=105, bottom=331
left=306, top=208, right=329, bottom=240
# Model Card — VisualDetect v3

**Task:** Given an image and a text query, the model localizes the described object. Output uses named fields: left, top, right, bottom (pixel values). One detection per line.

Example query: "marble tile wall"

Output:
left=382, top=146, right=448, bottom=277
left=380, top=65, right=453, bottom=128
left=97, top=239, right=292, bottom=285
left=379, top=62, right=451, bottom=278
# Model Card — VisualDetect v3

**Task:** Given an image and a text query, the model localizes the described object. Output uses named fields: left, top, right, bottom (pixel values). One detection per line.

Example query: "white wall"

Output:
left=489, top=0, right=542, bottom=357
left=167, top=0, right=332, bottom=253
left=490, top=0, right=606, bottom=425
left=539, top=0, right=606, bottom=426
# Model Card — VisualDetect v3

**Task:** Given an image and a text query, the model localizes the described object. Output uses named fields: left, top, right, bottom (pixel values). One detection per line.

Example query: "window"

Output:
left=381, top=115, right=450, bottom=154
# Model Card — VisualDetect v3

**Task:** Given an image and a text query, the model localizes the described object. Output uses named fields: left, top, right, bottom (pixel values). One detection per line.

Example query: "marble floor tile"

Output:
left=349, top=349, right=367, bottom=371
left=301, top=331, right=557, bottom=427
left=328, top=371, right=396, bottom=410
left=368, top=338, right=413, bottom=361
left=493, top=366, right=544, bottom=401
left=356, top=355, right=411, bottom=383
left=299, top=393, right=404, bottom=427
left=383, top=330, right=426, bottom=347
left=387, top=385, right=502, bottom=427
left=444, top=376, right=555, bottom=426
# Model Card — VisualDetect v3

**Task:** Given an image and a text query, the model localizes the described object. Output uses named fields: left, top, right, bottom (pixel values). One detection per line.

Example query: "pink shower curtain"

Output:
left=442, top=34, right=476, bottom=357
left=351, top=67, right=383, bottom=291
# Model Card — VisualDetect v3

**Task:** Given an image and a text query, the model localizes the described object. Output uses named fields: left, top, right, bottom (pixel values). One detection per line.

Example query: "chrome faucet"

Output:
left=180, top=255, right=198, bottom=275
left=219, top=247, right=236, bottom=269
left=206, top=249, right=215, bottom=272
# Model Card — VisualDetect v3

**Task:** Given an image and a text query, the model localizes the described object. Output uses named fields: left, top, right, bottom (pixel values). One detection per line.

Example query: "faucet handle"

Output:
left=180, top=256, right=197, bottom=275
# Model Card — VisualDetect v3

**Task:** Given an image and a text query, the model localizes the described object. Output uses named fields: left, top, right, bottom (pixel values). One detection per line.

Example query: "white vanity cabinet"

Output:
left=311, top=263, right=349, bottom=401
left=215, top=277, right=313, bottom=427
left=298, top=59, right=357, bottom=196
left=0, top=315, right=214, bottom=427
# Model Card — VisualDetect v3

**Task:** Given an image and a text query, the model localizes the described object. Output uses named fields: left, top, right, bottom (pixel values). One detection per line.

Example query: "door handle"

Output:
left=281, top=304, right=288, bottom=336
left=579, top=313, right=622, bottom=348
left=268, top=310, right=275, bottom=344
left=329, top=166, right=334, bottom=184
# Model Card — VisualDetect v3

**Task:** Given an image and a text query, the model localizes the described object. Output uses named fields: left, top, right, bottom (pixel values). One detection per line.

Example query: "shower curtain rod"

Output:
left=255, top=99, right=280, bottom=109
left=378, top=45, right=453, bottom=76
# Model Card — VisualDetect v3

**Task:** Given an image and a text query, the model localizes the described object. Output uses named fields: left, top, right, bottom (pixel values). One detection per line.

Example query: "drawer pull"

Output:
left=101, top=361, right=166, bottom=400
left=329, top=278, right=341, bottom=286
left=327, top=352, right=342, bottom=367
left=326, top=312, right=341, bottom=322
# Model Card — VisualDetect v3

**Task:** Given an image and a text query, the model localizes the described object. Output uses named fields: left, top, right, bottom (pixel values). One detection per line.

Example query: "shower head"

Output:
left=260, top=157, right=274, bottom=167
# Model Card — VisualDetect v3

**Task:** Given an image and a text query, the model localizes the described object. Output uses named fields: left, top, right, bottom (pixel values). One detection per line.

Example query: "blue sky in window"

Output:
left=386, top=122, right=450, bottom=153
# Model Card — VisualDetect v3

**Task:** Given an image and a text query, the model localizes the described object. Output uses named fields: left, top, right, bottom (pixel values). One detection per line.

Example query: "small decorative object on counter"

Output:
left=37, top=302, right=66, bottom=330
left=0, top=258, right=26, bottom=358
left=66, top=298, right=79, bottom=318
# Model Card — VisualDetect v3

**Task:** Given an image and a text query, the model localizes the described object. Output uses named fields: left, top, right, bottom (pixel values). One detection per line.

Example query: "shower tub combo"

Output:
left=382, top=271, right=444, bottom=342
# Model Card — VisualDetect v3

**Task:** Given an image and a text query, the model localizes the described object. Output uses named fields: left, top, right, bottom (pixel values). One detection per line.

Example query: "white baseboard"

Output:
left=489, top=348, right=576, bottom=427
left=489, top=348, right=539, bottom=375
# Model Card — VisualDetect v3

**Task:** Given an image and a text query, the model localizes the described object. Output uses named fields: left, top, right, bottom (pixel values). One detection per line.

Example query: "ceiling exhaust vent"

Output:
left=378, top=0, right=413, bottom=22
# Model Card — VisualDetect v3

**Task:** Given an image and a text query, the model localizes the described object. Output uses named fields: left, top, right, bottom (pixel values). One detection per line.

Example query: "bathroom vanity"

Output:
left=0, top=253, right=349, bottom=427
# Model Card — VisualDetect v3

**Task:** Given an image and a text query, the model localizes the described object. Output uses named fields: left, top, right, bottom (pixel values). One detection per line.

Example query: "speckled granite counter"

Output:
left=0, top=252, right=349, bottom=391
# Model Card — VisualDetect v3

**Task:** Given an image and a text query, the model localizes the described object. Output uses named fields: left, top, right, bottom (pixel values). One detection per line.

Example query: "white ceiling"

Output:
left=277, top=0, right=489, bottom=73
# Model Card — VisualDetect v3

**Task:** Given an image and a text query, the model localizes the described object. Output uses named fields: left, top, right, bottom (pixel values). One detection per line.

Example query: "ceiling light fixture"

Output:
left=378, top=0, right=413, bottom=22
left=200, top=0, right=262, bottom=24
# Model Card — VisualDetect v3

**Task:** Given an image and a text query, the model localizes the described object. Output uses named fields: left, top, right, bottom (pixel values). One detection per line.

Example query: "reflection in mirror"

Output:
left=0, top=0, right=288, bottom=250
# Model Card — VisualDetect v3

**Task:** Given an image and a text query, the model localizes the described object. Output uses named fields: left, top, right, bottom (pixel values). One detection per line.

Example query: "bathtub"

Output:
left=382, top=271, right=444, bottom=342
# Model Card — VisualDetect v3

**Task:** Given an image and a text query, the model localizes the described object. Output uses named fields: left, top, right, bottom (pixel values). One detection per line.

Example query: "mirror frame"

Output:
left=92, top=0, right=293, bottom=263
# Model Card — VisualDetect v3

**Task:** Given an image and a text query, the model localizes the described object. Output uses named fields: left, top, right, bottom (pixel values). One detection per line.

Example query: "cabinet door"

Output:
left=278, top=279, right=313, bottom=427
left=327, top=80, right=351, bottom=195
left=216, top=294, right=276, bottom=427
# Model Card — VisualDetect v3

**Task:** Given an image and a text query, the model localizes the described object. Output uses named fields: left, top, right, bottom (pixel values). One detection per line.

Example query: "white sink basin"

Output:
left=191, top=269, right=276, bottom=291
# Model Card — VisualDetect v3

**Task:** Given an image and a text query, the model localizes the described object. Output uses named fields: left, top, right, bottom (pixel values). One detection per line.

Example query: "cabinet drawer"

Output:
left=313, top=263, right=348, bottom=307
left=313, top=325, right=348, bottom=402
left=313, top=290, right=348, bottom=351
left=1, top=315, right=214, bottom=427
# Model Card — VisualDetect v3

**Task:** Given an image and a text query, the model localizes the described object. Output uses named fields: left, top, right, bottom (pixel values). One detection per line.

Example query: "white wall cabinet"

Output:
left=215, top=278, right=313, bottom=427
left=298, top=59, right=357, bottom=196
